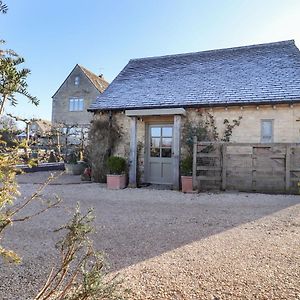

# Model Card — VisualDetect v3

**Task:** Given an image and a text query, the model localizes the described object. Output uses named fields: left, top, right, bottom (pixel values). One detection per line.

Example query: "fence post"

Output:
left=285, top=145, right=291, bottom=192
left=192, top=136, right=197, bottom=190
left=221, top=143, right=227, bottom=190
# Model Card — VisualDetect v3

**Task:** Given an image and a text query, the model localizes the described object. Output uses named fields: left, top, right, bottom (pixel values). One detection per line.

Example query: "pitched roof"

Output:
left=32, top=119, right=52, bottom=132
left=78, top=65, right=109, bottom=93
left=89, top=40, right=300, bottom=111
left=52, top=64, right=109, bottom=98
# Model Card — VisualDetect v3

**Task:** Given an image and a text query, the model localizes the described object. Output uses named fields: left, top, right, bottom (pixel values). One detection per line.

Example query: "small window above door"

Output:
left=261, top=119, right=273, bottom=143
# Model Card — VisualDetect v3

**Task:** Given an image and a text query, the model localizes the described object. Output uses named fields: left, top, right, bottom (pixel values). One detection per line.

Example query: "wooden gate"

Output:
left=192, top=137, right=300, bottom=194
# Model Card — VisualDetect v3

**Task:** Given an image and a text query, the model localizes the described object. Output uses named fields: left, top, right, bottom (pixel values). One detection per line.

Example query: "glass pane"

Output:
left=162, top=138, right=172, bottom=147
left=75, top=76, right=80, bottom=85
left=262, top=121, right=272, bottom=136
left=69, top=99, right=74, bottom=111
left=151, top=127, right=161, bottom=137
left=74, top=99, right=78, bottom=111
left=162, top=148, right=172, bottom=157
left=79, top=99, right=84, bottom=111
left=151, top=137, right=160, bottom=148
left=150, top=148, right=160, bottom=157
left=162, top=127, right=172, bottom=137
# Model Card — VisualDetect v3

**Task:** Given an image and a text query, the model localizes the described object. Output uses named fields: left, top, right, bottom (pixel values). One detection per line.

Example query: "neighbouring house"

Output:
left=88, top=40, right=300, bottom=189
left=30, top=119, right=52, bottom=137
left=52, top=64, right=109, bottom=144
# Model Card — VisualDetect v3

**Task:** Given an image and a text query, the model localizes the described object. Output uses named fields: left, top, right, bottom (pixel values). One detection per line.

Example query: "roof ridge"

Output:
left=130, top=40, right=295, bottom=62
left=78, top=65, right=109, bottom=93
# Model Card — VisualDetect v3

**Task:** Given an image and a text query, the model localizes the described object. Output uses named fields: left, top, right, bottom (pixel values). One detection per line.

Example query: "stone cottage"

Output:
left=52, top=64, right=109, bottom=141
left=88, top=40, right=300, bottom=189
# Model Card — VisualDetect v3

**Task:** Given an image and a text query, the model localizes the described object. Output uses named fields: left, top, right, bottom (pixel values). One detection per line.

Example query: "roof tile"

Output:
left=89, top=40, right=300, bottom=110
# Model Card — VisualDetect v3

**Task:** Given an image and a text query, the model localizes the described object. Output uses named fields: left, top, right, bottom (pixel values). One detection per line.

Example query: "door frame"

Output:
left=144, top=122, right=174, bottom=184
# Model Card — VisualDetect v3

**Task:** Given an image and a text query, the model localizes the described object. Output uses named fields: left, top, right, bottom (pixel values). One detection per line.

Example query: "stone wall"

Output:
left=92, top=103, right=300, bottom=184
left=185, top=103, right=300, bottom=143
left=52, top=65, right=101, bottom=127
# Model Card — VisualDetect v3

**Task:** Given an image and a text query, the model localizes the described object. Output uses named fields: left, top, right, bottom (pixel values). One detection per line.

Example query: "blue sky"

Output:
left=1, top=0, right=300, bottom=123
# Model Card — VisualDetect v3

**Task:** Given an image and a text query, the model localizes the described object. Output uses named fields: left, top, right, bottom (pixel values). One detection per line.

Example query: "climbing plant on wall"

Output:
left=88, top=115, right=123, bottom=182
left=182, top=111, right=242, bottom=156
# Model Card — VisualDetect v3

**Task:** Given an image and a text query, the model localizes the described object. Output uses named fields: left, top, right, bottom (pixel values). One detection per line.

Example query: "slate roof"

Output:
left=89, top=40, right=300, bottom=111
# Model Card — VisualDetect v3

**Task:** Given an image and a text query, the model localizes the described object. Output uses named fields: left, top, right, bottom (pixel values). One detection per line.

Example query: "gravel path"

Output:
left=0, top=172, right=299, bottom=299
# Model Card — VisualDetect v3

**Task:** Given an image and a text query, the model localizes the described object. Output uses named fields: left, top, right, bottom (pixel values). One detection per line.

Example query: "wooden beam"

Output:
left=129, top=117, right=137, bottom=187
left=193, top=136, right=197, bottom=190
left=197, top=176, right=221, bottom=181
left=221, top=144, right=227, bottom=190
left=173, top=115, right=181, bottom=190
left=125, top=108, right=186, bottom=117
left=196, top=142, right=300, bottom=147
left=285, top=145, right=291, bottom=192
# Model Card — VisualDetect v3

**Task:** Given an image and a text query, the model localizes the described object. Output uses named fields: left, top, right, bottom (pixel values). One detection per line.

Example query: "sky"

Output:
left=1, top=0, right=300, bottom=124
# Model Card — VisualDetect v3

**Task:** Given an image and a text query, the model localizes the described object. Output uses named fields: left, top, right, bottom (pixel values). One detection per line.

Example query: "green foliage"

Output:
left=0, top=138, right=37, bottom=263
left=0, top=45, right=39, bottom=114
left=48, top=151, right=57, bottom=163
left=182, top=112, right=218, bottom=156
left=66, top=151, right=78, bottom=164
left=0, top=148, right=61, bottom=264
left=182, top=112, right=242, bottom=155
left=0, top=1, right=8, bottom=14
left=107, top=156, right=126, bottom=175
left=0, top=129, right=19, bottom=148
left=35, top=205, right=126, bottom=300
left=221, top=116, right=243, bottom=142
left=180, top=156, right=193, bottom=176
left=88, top=117, right=123, bottom=182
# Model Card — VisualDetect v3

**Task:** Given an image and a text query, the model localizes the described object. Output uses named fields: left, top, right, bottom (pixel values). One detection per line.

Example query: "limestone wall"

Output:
left=52, top=65, right=101, bottom=127
left=92, top=103, right=300, bottom=184
left=185, top=104, right=300, bottom=143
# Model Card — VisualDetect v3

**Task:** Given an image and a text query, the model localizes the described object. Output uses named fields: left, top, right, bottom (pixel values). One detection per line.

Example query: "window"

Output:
left=150, top=126, right=173, bottom=158
left=261, top=120, right=273, bottom=143
left=69, top=98, right=84, bottom=111
left=74, top=76, right=80, bottom=86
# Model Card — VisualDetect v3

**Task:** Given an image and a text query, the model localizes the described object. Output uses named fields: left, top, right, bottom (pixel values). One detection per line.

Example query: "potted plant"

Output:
left=181, top=156, right=193, bottom=193
left=81, top=166, right=92, bottom=181
left=64, top=151, right=86, bottom=175
left=106, top=156, right=127, bottom=189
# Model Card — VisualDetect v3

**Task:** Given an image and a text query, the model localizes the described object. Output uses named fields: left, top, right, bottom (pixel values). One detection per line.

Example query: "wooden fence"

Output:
left=192, top=137, right=300, bottom=194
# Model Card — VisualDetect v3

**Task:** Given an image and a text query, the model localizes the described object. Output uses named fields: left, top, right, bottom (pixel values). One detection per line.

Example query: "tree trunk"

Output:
left=0, top=95, right=8, bottom=116
left=25, top=123, right=30, bottom=159
left=56, top=130, right=61, bottom=156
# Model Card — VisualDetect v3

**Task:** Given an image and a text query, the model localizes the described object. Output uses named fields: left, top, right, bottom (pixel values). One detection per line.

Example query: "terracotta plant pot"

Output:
left=181, top=176, right=193, bottom=193
left=107, top=174, right=127, bottom=189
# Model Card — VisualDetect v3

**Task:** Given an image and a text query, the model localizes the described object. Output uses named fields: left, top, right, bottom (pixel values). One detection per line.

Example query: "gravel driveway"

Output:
left=1, top=172, right=299, bottom=300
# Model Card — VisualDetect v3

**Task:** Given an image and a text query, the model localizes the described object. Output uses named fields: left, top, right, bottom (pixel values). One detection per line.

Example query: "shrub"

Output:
left=181, top=156, right=193, bottom=176
left=66, top=151, right=78, bottom=164
left=107, top=156, right=126, bottom=175
left=48, top=151, right=57, bottom=163
left=88, top=118, right=123, bottom=182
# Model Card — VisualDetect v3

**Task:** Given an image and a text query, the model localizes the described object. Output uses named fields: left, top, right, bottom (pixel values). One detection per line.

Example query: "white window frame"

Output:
left=74, top=76, right=80, bottom=86
left=261, top=119, right=274, bottom=143
left=69, top=98, right=84, bottom=111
